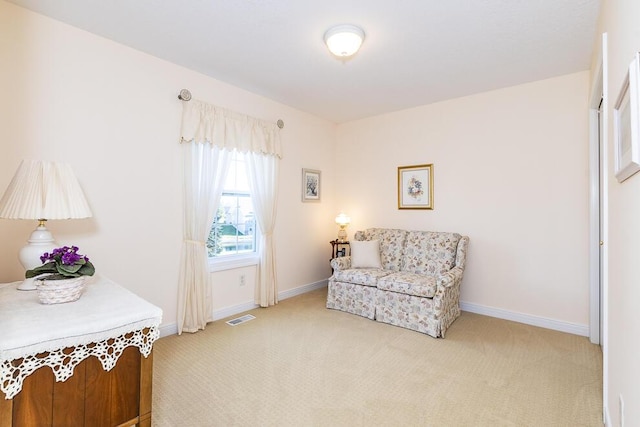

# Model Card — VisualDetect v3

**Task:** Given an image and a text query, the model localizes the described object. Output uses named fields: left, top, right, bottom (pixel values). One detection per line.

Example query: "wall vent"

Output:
left=225, top=314, right=256, bottom=326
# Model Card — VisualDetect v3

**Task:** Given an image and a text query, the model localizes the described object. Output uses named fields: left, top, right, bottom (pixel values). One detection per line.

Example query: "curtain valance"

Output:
left=180, top=100, right=282, bottom=158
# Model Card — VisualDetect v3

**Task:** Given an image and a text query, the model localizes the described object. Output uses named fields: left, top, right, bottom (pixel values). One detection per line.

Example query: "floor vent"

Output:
left=225, top=314, right=256, bottom=326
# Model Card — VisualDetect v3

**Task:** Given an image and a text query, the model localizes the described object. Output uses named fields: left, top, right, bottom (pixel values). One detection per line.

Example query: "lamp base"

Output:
left=17, top=277, right=37, bottom=291
left=18, top=221, right=57, bottom=291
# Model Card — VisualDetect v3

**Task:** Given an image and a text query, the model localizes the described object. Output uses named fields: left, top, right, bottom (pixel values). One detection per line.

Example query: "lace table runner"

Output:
left=0, top=276, right=162, bottom=399
left=1, top=326, right=159, bottom=399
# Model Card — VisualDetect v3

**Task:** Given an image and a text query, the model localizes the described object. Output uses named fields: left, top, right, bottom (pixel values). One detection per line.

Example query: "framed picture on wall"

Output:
left=613, top=52, right=640, bottom=183
left=302, top=168, right=321, bottom=202
left=398, top=164, right=433, bottom=209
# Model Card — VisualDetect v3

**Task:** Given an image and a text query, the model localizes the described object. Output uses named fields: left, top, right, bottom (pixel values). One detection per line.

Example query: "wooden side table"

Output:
left=0, top=276, right=162, bottom=427
left=1, top=340, right=154, bottom=427
left=329, top=240, right=350, bottom=260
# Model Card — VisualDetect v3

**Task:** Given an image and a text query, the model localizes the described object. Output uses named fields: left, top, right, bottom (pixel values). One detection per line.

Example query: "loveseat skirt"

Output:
left=375, top=290, right=459, bottom=338
left=326, top=281, right=376, bottom=320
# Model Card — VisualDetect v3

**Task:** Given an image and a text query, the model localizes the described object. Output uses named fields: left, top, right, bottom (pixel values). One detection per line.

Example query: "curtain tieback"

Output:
left=184, top=239, right=206, bottom=246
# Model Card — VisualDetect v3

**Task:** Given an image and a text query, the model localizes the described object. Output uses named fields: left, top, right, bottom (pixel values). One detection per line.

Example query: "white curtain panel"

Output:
left=179, top=99, right=281, bottom=333
left=177, top=142, right=230, bottom=334
left=246, top=151, right=279, bottom=307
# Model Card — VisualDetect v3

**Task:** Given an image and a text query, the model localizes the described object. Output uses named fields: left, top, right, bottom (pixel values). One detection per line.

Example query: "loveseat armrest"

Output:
left=330, top=256, right=352, bottom=271
left=437, top=266, right=464, bottom=289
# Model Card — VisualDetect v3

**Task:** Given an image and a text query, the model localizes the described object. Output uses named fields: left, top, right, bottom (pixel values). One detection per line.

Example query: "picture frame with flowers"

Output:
left=398, top=164, right=433, bottom=210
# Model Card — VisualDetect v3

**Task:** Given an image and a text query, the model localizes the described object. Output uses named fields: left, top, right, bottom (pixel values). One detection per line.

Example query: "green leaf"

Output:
left=57, top=263, right=82, bottom=274
left=25, top=258, right=96, bottom=279
left=78, top=261, right=95, bottom=276
left=25, top=262, right=57, bottom=278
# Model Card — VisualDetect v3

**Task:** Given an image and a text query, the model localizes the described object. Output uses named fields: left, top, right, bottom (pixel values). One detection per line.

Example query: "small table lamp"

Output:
left=335, top=213, right=351, bottom=242
left=0, top=160, right=92, bottom=290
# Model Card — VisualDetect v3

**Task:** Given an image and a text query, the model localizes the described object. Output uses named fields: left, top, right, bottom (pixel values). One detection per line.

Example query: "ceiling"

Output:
left=8, top=0, right=601, bottom=123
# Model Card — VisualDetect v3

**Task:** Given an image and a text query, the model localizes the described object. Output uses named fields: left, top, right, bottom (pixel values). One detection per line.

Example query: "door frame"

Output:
left=588, top=34, right=608, bottom=347
left=588, top=32, right=608, bottom=425
left=588, top=62, right=603, bottom=346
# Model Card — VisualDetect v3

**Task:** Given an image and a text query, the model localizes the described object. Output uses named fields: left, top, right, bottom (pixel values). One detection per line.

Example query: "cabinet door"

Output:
left=7, top=346, right=149, bottom=427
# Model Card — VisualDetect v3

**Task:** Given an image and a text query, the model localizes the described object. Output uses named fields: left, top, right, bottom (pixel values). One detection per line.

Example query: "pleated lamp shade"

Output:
left=0, top=160, right=92, bottom=220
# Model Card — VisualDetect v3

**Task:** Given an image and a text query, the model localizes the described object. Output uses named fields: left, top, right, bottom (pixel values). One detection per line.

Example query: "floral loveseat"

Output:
left=326, top=228, right=469, bottom=338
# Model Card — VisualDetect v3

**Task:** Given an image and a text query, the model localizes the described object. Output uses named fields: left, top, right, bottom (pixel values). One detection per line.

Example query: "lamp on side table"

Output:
left=335, top=212, right=351, bottom=242
left=0, top=160, right=92, bottom=290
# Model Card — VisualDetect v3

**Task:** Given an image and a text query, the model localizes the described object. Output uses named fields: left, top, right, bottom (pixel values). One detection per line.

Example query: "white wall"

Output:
left=0, top=1, right=337, bottom=330
left=336, top=72, right=591, bottom=328
left=0, top=0, right=599, bottom=359
left=594, top=0, right=640, bottom=425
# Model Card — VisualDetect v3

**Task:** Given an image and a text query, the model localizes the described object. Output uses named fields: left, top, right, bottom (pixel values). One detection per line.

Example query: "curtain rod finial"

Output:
left=277, top=119, right=284, bottom=129
left=178, top=89, right=192, bottom=101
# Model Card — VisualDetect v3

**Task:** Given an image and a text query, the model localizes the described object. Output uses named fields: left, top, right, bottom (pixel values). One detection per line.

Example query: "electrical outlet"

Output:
left=619, top=394, right=624, bottom=427
left=239, top=275, right=246, bottom=286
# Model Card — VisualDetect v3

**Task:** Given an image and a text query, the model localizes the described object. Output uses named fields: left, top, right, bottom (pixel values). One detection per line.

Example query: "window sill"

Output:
left=208, top=254, right=260, bottom=272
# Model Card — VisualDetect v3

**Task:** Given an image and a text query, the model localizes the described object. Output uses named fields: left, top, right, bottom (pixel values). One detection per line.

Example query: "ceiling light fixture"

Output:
left=324, top=24, right=365, bottom=58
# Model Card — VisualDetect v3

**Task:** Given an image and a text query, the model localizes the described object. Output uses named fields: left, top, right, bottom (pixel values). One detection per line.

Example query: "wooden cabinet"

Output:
left=1, top=346, right=153, bottom=427
left=0, top=277, right=162, bottom=427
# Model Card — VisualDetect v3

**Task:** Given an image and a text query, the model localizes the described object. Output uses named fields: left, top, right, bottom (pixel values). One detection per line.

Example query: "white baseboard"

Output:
left=278, top=278, right=328, bottom=300
left=211, top=300, right=258, bottom=322
left=460, top=301, right=589, bottom=337
left=162, top=286, right=588, bottom=339
left=158, top=279, right=328, bottom=338
left=159, top=323, right=178, bottom=338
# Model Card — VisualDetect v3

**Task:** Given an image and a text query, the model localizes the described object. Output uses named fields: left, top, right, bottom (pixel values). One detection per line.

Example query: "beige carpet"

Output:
left=152, top=288, right=602, bottom=426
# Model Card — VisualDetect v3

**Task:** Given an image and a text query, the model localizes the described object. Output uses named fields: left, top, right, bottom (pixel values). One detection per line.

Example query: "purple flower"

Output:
left=61, top=250, right=82, bottom=265
left=40, top=245, right=88, bottom=266
left=28, top=244, right=95, bottom=280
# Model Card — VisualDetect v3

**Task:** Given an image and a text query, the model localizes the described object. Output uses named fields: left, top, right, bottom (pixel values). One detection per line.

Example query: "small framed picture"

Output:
left=613, top=52, right=640, bottom=183
left=302, top=168, right=321, bottom=202
left=398, top=164, right=433, bottom=210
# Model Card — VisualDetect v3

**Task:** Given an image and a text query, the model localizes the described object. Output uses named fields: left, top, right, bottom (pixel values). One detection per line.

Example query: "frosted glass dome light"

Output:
left=324, top=24, right=365, bottom=58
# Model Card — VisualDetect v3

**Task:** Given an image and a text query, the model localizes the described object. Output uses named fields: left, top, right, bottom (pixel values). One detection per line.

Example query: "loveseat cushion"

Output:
left=402, top=231, right=461, bottom=276
left=333, top=268, right=391, bottom=287
left=350, top=240, right=382, bottom=268
left=377, top=272, right=438, bottom=298
left=359, top=228, right=408, bottom=271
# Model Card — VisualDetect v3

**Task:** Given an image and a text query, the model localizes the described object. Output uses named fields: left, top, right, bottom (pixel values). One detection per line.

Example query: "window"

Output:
left=207, top=152, right=257, bottom=261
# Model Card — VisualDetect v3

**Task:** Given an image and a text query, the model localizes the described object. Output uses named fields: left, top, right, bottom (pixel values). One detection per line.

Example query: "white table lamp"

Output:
left=335, top=212, right=351, bottom=242
left=0, top=160, right=92, bottom=290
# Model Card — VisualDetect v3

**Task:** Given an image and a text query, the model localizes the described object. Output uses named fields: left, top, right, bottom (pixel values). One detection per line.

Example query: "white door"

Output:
left=589, top=60, right=605, bottom=346
left=598, top=99, right=604, bottom=345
